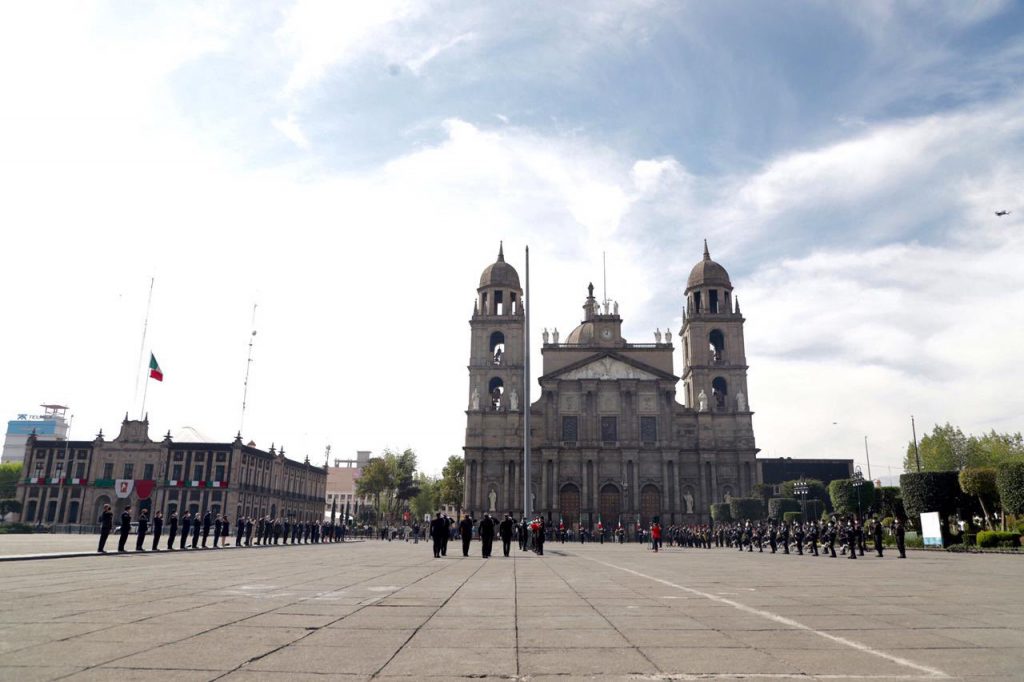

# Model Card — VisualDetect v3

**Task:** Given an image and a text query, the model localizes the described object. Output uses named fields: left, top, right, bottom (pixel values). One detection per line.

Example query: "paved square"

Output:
left=0, top=538, right=1021, bottom=680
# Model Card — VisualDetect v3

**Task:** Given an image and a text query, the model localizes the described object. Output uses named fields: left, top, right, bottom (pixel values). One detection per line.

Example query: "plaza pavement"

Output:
left=0, top=536, right=1021, bottom=681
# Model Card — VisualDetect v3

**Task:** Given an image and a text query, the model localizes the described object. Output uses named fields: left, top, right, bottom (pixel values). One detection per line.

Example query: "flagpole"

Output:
left=523, top=245, right=531, bottom=522
left=240, top=304, right=258, bottom=436
left=140, top=365, right=151, bottom=421
left=133, top=277, right=155, bottom=416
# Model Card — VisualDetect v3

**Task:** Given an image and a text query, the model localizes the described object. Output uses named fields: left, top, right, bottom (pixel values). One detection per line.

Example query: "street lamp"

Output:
left=794, top=478, right=810, bottom=523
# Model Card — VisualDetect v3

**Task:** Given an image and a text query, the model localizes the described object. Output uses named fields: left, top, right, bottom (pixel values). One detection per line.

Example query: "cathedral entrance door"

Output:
left=559, top=484, right=580, bottom=530
left=599, top=484, right=620, bottom=527
left=640, top=484, right=661, bottom=527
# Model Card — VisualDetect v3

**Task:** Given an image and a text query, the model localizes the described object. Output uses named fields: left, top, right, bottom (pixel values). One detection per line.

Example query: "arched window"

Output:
left=712, top=377, right=728, bottom=409
left=709, top=329, right=724, bottom=364
left=490, top=331, right=505, bottom=365
left=488, top=377, right=504, bottom=410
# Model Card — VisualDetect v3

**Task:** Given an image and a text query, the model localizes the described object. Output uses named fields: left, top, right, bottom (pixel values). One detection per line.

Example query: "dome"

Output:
left=687, top=240, right=731, bottom=290
left=565, top=321, right=594, bottom=345
left=479, top=242, right=521, bottom=289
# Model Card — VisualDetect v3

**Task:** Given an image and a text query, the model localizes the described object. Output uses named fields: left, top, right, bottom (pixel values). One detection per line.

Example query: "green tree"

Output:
left=0, top=498, right=23, bottom=521
left=876, top=486, right=905, bottom=520
left=904, top=424, right=1024, bottom=473
left=900, top=472, right=961, bottom=529
left=410, top=474, right=439, bottom=521
left=0, top=462, right=22, bottom=499
left=958, top=467, right=999, bottom=528
left=780, top=479, right=830, bottom=510
left=438, top=456, right=465, bottom=510
left=995, top=462, right=1024, bottom=518
left=355, top=457, right=394, bottom=523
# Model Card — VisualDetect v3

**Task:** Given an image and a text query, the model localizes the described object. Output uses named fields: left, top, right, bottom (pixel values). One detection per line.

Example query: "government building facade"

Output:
left=16, top=416, right=326, bottom=527
left=464, top=243, right=759, bottom=528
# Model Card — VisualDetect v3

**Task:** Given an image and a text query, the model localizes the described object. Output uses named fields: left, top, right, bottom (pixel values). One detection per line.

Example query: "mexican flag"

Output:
left=149, top=353, right=163, bottom=382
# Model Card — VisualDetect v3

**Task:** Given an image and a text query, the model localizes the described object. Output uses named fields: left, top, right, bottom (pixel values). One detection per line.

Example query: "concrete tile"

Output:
left=518, top=647, right=656, bottom=675
left=380, top=646, right=516, bottom=677
left=246, top=644, right=396, bottom=675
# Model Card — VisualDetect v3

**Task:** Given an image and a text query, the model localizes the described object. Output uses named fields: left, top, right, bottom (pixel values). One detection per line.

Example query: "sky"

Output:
left=1, top=1, right=1022, bottom=479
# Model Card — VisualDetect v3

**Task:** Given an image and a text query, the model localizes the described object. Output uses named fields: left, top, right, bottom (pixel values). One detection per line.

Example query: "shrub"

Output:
left=767, top=497, right=801, bottom=521
left=829, top=478, right=877, bottom=516
left=877, top=487, right=905, bottom=520
left=996, top=462, right=1024, bottom=516
left=780, top=479, right=830, bottom=509
left=710, top=503, right=732, bottom=523
left=0, top=522, right=37, bottom=534
left=964, top=533, right=977, bottom=546
left=782, top=511, right=802, bottom=524
left=900, top=472, right=960, bottom=522
left=976, top=530, right=1021, bottom=548
left=729, top=497, right=764, bottom=521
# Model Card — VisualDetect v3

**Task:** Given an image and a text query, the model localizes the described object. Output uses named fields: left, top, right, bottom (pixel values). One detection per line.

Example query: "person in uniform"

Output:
left=794, top=522, right=804, bottom=556
left=201, top=510, right=212, bottom=548
left=151, top=510, right=163, bottom=551
left=533, top=517, right=545, bottom=555
left=117, top=505, right=132, bottom=553
left=245, top=516, right=254, bottom=546
left=212, top=513, right=222, bottom=548
left=459, top=515, right=474, bottom=557
left=479, top=513, right=495, bottom=558
left=872, top=517, right=884, bottom=557
left=519, top=517, right=529, bottom=551
left=192, top=511, right=202, bottom=548
left=166, top=512, right=178, bottom=550
left=236, top=516, right=245, bottom=546
left=894, top=518, right=906, bottom=558
left=180, top=511, right=191, bottom=550
left=135, top=509, right=149, bottom=551
left=97, top=503, right=113, bottom=553
left=499, top=514, right=514, bottom=557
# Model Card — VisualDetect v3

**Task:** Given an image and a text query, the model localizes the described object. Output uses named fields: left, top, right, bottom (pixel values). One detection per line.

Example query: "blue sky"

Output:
left=1, top=1, right=1022, bottom=478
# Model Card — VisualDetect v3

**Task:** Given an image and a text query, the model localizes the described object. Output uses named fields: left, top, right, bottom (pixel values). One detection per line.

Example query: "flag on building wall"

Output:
left=149, top=353, right=163, bottom=382
left=115, top=479, right=135, bottom=499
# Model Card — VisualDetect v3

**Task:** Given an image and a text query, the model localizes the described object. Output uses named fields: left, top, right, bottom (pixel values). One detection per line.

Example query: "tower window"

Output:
left=510, top=293, right=518, bottom=315
left=712, top=377, right=728, bottom=409
left=489, top=331, right=505, bottom=365
left=709, top=329, right=724, bottom=364
left=481, top=292, right=488, bottom=314
left=495, top=291, right=504, bottom=315
left=600, top=416, right=618, bottom=443
left=709, top=289, right=719, bottom=314
left=693, top=291, right=702, bottom=313
left=640, top=416, right=657, bottom=442
left=488, top=377, right=505, bottom=410
left=561, top=416, right=578, bottom=443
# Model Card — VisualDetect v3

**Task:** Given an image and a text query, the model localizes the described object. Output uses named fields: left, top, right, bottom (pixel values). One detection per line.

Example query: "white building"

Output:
left=2, top=405, right=70, bottom=464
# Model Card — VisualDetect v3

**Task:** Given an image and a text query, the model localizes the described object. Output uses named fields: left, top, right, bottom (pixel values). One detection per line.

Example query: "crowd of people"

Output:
left=703, top=516, right=908, bottom=558
left=95, top=504, right=350, bottom=554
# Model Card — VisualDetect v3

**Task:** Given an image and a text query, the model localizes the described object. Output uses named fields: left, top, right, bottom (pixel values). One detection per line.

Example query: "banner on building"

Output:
left=115, top=479, right=135, bottom=499
left=135, top=480, right=156, bottom=500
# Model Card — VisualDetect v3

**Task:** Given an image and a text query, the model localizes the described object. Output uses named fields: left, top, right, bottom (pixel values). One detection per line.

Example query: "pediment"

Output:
left=560, top=356, right=660, bottom=381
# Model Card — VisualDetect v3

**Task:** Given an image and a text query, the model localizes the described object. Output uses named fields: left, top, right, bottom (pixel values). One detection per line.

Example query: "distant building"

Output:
left=16, top=415, right=326, bottom=527
left=3, top=405, right=70, bottom=464
left=324, top=450, right=371, bottom=521
left=756, top=457, right=854, bottom=492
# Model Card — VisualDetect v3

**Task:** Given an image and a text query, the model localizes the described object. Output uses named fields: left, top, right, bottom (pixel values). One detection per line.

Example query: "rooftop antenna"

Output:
left=239, top=303, right=258, bottom=435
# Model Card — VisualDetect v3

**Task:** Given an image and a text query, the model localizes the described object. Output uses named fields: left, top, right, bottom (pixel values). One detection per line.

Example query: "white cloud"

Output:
left=272, top=113, right=311, bottom=149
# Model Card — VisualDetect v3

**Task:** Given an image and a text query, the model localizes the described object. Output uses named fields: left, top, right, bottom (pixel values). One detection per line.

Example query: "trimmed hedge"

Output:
left=829, top=478, right=877, bottom=515
left=782, top=511, right=802, bottom=524
left=767, top=497, right=801, bottom=521
left=710, top=503, right=732, bottom=522
left=976, top=531, right=1021, bottom=548
left=877, top=487, right=905, bottom=520
left=900, top=471, right=960, bottom=521
left=729, top=497, right=764, bottom=521
left=996, top=462, right=1024, bottom=516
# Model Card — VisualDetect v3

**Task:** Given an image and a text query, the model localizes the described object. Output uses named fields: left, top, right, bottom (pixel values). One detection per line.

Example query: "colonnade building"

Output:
left=464, top=242, right=759, bottom=528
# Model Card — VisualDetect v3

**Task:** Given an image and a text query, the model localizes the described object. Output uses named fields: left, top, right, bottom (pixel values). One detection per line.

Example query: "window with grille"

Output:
left=561, top=416, right=578, bottom=443
left=601, top=416, right=618, bottom=442
left=640, top=416, right=657, bottom=443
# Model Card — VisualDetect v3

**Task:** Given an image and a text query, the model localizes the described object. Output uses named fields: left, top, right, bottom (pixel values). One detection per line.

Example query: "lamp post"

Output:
left=851, top=466, right=865, bottom=518
left=794, top=479, right=810, bottom=523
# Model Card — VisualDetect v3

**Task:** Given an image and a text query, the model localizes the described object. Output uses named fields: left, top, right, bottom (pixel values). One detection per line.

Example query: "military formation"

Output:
left=95, top=504, right=348, bottom=554
left=708, top=516, right=907, bottom=558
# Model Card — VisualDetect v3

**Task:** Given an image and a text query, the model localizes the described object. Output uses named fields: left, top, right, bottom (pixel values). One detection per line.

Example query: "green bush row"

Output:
left=976, top=531, right=1021, bottom=548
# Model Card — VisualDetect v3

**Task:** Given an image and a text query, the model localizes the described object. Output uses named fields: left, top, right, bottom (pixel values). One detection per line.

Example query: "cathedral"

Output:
left=463, top=242, right=759, bottom=528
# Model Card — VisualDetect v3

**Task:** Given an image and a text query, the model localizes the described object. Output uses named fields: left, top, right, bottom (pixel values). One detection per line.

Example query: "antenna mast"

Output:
left=240, top=304, right=258, bottom=435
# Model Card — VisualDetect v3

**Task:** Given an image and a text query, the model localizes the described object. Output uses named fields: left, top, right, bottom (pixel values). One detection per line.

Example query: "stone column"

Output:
left=541, top=457, right=549, bottom=516
left=502, top=457, right=509, bottom=513
left=552, top=456, right=560, bottom=514
left=674, top=455, right=683, bottom=519
left=476, top=458, right=484, bottom=513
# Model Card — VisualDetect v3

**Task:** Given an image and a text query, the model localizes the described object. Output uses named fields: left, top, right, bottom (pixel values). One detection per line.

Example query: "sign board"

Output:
left=920, top=511, right=943, bottom=547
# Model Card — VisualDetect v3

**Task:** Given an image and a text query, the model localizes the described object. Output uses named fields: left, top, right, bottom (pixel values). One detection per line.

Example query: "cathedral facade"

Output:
left=464, top=243, right=759, bottom=528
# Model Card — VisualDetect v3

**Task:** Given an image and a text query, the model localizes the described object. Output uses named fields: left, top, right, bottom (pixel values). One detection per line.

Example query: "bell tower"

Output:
left=464, top=243, right=525, bottom=517
left=681, top=240, right=750, bottom=414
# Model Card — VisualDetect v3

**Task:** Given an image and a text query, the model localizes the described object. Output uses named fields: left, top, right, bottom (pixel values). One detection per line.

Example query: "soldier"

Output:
left=894, top=518, right=907, bottom=558
left=97, top=503, right=113, bottom=553
left=807, top=520, right=819, bottom=556
left=794, top=522, right=804, bottom=556
left=767, top=522, right=777, bottom=553
left=151, top=510, right=163, bottom=551
left=459, top=515, right=474, bottom=557
left=135, top=509, right=149, bottom=551
left=166, top=511, right=178, bottom=550
left=846, top=518, right=858, bottom=560
left=245, top=516, right=254, bottom=546
left=872, top=517, right=884, bottom=557
left=826, top=518, right=838, bottom=558
left=519, top=517, right=529, bottom=551
left=780, top=521, right=790, bottom=555
left=201, top=510, right=212, bottom=548
left=480, top=513, right=495, bottom=558
left=499, top=514, right=514, bottom=557
left=533, top=517, right=545, bottom=556
left=213, top=514, right=223, bottom=548
left=236, top=516, right=245, bottom=546
left=180, top=511, right=191, bottom=550
left=117, top=505, right=132, bottom=553
left=191, top=511, right=202, bottom=548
